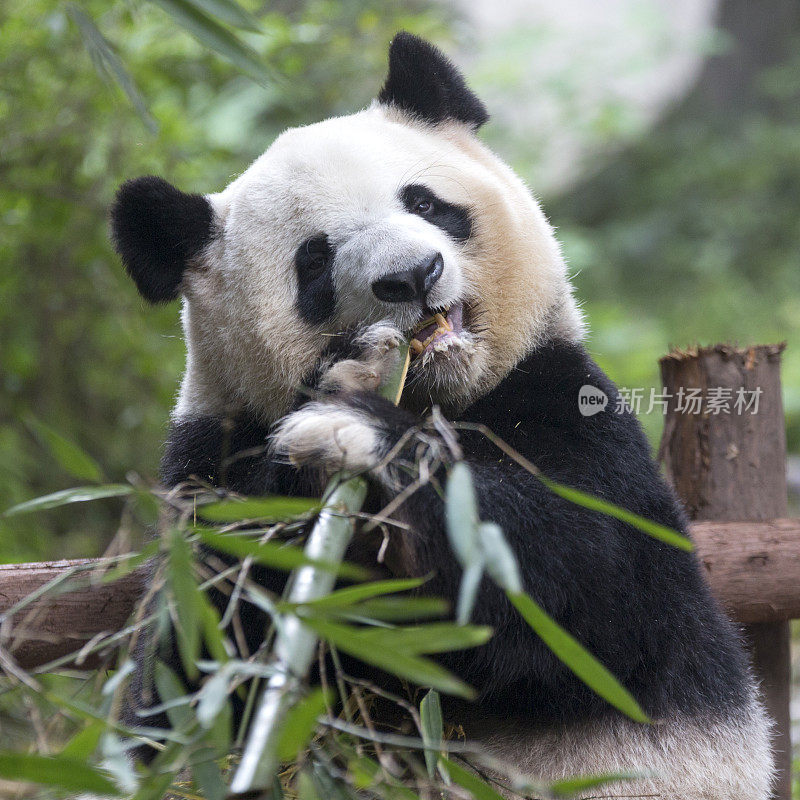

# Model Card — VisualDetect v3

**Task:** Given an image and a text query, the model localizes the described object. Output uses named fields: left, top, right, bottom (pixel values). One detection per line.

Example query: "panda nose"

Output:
left=371, top=253, right=443, bottom=304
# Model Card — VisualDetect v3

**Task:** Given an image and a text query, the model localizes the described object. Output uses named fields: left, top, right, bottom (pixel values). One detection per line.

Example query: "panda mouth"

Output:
left=408, top=302, right=466, bottom=358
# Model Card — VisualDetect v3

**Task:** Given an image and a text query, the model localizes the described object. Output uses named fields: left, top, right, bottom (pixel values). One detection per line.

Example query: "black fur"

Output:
left=401, top=184, right=472, bottom=242
left=157, top=338, right=751, bottom=724
left=110, top=176, right=214, bottom=303
left=378, top=32, right=489, bottom=129
left=294, top=235, right=337, bottom=325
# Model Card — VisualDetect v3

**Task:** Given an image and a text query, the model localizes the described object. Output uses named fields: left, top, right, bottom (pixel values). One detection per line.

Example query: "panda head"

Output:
left=111, top=33, right=584, bottom=421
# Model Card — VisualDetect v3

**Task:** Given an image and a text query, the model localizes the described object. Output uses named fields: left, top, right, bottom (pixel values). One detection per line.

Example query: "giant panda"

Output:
left=111, top=32, right=774, bottom=799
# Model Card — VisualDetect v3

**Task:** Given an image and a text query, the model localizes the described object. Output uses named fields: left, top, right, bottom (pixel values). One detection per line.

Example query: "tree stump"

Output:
left=659, top=343, right=790, bottom=799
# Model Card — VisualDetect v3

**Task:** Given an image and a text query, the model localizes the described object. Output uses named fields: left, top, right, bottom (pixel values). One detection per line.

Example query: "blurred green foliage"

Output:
left=0, top=0, right=449, bottom=561
left=550, top=40, right=800, bottom=448
left=1, top=0, right=798, bottom=562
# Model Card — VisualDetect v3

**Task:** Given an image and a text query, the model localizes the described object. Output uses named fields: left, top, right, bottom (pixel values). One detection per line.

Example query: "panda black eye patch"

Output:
left=400, top=184, right=471, bottom=242
left=294, top=234, right=336, bottom=325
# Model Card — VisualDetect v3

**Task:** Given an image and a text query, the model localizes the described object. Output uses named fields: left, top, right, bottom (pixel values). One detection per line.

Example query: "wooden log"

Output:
left=659, top=343, right=790, bottom=800
left=693, top=518, right=800, bottom=623
left=0, top=559, right=146, bottom=670
left=1, top=516, right=800, bottom=670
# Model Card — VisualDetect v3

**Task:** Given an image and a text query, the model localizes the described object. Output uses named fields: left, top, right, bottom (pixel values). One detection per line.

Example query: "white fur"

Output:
left=271, top=402, right=382, bottom=475
left=175, top=104, right=584, bottom=423
left=472, top=694, right=773, bottom=799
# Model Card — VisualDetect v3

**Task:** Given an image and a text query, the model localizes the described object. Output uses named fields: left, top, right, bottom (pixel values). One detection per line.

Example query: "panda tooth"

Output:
left=434, top=312, right=452, bottom=332
left=410, top=338, right=425, bottom=354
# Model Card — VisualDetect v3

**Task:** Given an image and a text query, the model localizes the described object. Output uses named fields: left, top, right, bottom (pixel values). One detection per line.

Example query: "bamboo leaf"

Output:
left=445, top=461, right=481, bottom=567
left=3, top=484, right=133, bottom=516
left=191, top=747, right=227, bottom=800
left=196, top=528, right=369, bottom=580
left=537, top=476, right=693, bottom=552
left=297, top=770, right=323, bottom=800
left=154, top=661, right=193, bottom=730
left=187, top=0, right=261, bottom=32
left=419, top=690, right=442, bottom=777
left=148, top=0, right=274, bottom=86
left=25, top=414, right=104, bottom=482
left=507, top=591, right=649, bottom=723
left=358, top=622, right=493, bottom=655
left=456, top=559, right=484, bottom=625
left=199, top=591, right=230, bottom=665
left=478, top=522, right=522, bottom=593
left=549, top=772, right=641, bottom=797
left=330, top=596, right=448, bottom=622
left=59, top=722, right=104, bottom=760
left=132, top=770, right=177, bottom=800
left=276, top=688, right=331, bottom=761
left=167, top=528, right=201, bottom=681
left=67, top=5, right=157, bottom=133
left=282, top=577, right=426, bottom=612
left=198, top=495, right=320, bottom=522
left=437, top=757, right=505, bottom=800
left=0, top=752, right=121, bottom=795
left=197, top=666, right=233, bottom=729
left=303, top=618, right=476, bottom=699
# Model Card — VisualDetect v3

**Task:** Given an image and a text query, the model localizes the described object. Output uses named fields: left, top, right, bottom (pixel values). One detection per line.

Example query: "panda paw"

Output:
left=271, top=398, right=387, bottom=475
left=317, top=321, right=404, bottom=394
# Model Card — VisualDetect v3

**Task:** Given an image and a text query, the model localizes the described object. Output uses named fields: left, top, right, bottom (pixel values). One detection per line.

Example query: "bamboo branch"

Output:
left=228, top=343, right=410, bottom=797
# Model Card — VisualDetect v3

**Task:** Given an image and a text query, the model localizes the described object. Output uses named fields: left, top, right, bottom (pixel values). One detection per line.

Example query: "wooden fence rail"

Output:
left=1, top=518, right=800, bottom=672
left=0, top=342, right=795, bottom=798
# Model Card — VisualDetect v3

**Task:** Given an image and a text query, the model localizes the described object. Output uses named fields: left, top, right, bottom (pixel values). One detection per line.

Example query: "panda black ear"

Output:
left=110, top=176, right=214, bottom=303
left=377, top=32, right=488, bottom=130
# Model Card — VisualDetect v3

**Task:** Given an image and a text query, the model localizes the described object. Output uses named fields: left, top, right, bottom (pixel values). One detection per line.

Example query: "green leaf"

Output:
left=332, top=596, right=449, bottom=622
left=297, top=770, right=323, bottom=800
left=437, top=757, right=505, bottom=800
left=198, top=495, right=320, bottom=522
left=25, top=414, right=103, bottom=482
left=199, top=591, right=230, bottom=665
left=132, top=769, right=177, bottom=800
left=302, top=618, right=476, bottom=699
left=67, top=5, right=157, bottom=133
left=478, top=522, right=522, bottom=593
left=186, top=0, right=261, bottom=32
left=154, top=661, right=193, bottom=730
left=549, top=772, right=641, bottom=797
left=360, top=622, right=493, bottom=655
left=167, top=528, right=201, bottom=681
left=191, top=747, right=227, bottom=800
left=196, top=528, right=368, bottom=580
left=456, top=559, right=485, bottom=625
left=283, top=577, right=426, bottom=612
left=148, top=0, right=275, bottom=86
left=276, top=688, right=331, bottom=761
left=60, top=722, right=104, bottom=760
left=507, top=591, right=649, bottom=723
left=0, top=752, right=121, bottom=795
left=445, top=461, right=481, bottom=567
left=419, top=690, right=442, bottom=778
left=2, top=484, right=134, bottom=516
left=537, top=476, right=693, bottom=552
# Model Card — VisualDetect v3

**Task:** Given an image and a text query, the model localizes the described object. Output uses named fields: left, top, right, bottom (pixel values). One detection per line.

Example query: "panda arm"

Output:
left=273, top=340, right=749, bottom=717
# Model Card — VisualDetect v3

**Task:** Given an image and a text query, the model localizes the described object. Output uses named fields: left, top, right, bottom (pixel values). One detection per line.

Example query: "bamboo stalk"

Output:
left=229, top=343, right=410, bottom=797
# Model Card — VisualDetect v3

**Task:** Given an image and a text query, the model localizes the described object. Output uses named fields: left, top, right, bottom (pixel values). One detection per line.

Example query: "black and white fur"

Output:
left=111, top=33, right=773, bottom=798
